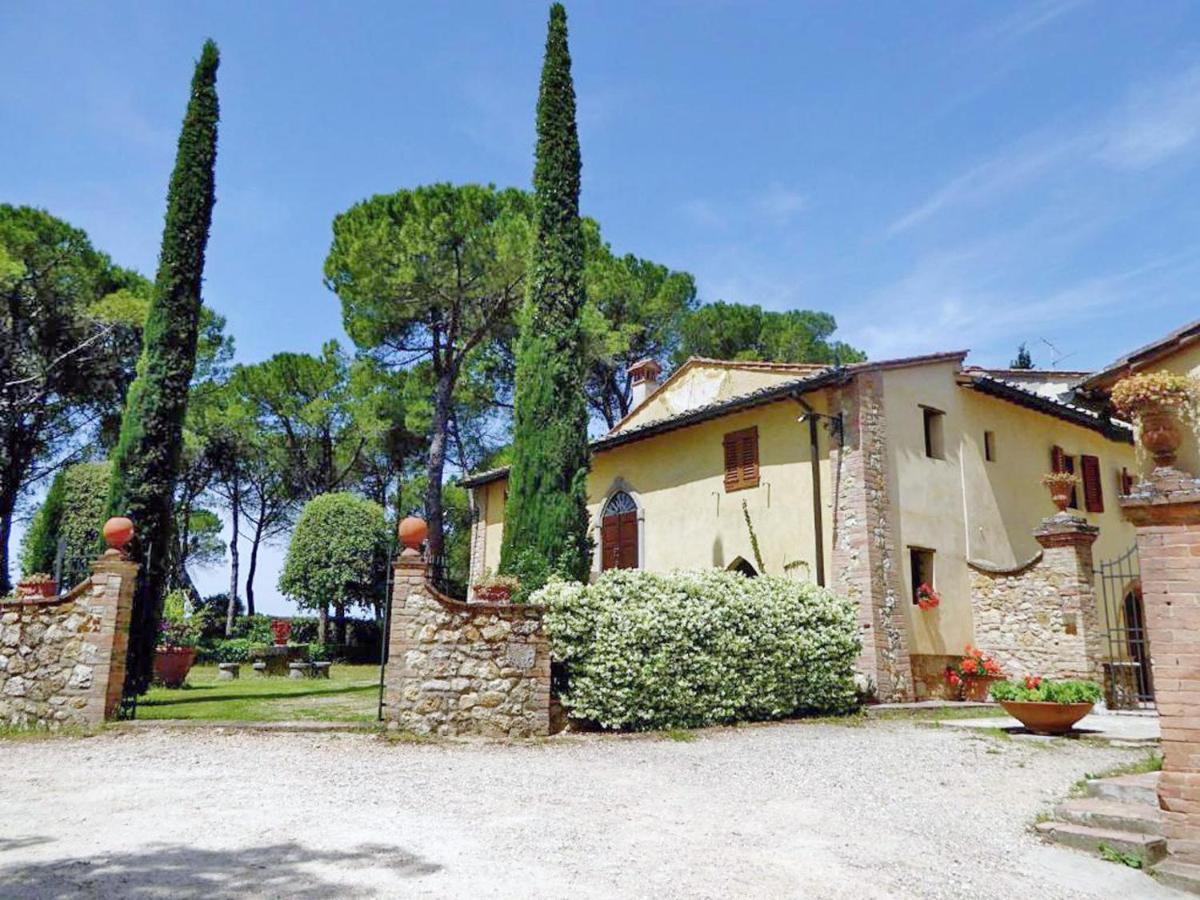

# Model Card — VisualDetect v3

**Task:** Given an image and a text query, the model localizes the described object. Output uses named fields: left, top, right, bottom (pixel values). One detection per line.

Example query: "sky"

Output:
left=3, top=0, right=1200, bottom=613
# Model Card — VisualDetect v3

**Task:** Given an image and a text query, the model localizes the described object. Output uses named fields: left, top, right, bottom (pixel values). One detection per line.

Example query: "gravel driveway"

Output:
left=0, top=720, right=1180, bottom=899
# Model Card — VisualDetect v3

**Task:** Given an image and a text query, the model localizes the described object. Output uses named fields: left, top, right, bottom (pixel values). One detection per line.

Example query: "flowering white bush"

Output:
left=536, top=569, right=862, bottom=730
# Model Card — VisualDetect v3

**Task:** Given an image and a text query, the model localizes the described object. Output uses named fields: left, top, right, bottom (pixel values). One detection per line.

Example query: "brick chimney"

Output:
left=627, top=358, right=663, bottom=408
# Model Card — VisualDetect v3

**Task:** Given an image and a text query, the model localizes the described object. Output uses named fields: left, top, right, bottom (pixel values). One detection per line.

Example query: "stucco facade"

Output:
left=465, top=354, right=1140, bottom=699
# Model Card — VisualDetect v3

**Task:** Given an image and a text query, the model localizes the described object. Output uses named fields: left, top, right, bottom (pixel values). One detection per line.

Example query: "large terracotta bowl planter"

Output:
left=154, top=647, right=197, bottom=688
left=1000, top=700, right=1094, bottom=735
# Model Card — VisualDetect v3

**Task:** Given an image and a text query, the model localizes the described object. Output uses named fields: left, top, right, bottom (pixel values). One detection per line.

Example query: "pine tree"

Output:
left=106, top=40, right=220, bottom=694
left=500, top=4, right=592, bottom=589
left=1011, top=343, right=1034, bottom=369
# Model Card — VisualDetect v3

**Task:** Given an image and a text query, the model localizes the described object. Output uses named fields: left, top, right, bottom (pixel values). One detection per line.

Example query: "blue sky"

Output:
left=4, top=0, right=1200, bottom=611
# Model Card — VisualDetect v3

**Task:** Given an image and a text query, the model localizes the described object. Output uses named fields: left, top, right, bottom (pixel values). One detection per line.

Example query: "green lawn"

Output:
left=138, top=664, right=381, bottom=722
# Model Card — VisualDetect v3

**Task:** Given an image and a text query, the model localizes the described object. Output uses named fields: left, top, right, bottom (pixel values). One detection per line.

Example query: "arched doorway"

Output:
left=601, top=491, right=639, bottom=570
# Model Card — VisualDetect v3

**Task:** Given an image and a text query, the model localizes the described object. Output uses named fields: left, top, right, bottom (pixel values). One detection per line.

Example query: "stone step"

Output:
left=1152, top=859, right=1200, bottom=895
left=1035, top=821, right=1167, bottom=865
left=1054, top=797, right=1163, bottom=835
left=1087, top=772, right=1160, bottom=807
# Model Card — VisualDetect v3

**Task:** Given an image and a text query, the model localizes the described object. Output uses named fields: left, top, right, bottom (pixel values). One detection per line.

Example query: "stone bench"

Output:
left=252, top=661, right=268, bottom=676
left=217, top=662, right=240, bottom=681
left=288, top=661, right=313, bottom=679
left=312, top=661, right=331, bottom=679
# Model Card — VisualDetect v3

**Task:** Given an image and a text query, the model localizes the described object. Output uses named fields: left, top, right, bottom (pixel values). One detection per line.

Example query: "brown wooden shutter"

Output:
left=1081, top=455, right=1104, bottom=512
left=1121, top=467, right=1134, bottom=495
left=1051, top=445, right=1066, bottom=473
left=723, top=427, right=759, bottom=492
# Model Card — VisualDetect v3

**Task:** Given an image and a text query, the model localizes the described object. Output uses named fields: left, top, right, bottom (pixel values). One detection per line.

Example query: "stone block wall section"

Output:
left=830, top=372, right=914, bottom=701
left=0, top=551, right=138, bottom=728
left=967, top=514, right=1104, bottom=683
left=383, top=553, right=550, bottom=738
left=1122, top=469, right=1200, bottom=862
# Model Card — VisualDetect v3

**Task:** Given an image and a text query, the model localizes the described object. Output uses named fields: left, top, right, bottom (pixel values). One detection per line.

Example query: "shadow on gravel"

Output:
left=0, top=840, right=441, bottom=898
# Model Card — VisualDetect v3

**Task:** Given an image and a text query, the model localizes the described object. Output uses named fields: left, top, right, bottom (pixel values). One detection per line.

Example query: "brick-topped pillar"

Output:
left=88, top=549, right=139, bottom=721
left=1031, top=513, right=1103, bottom=680
left=1122, top=469, right=1200, bottom=862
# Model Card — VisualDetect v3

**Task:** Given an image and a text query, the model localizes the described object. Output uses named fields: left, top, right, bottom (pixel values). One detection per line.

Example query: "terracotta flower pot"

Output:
left=1138, top=405, right=1183, bottom=467
left=999, top=700, right=1094, bottom=735
left=1048, top=485, right=1072, bottom=512
left=962, top=675, right=997, bottom=702
left=474, top=585, right=513, bottom=603
left=154, top=647, right=197, bottom=688
left=17, top=580, right=56, bottom=599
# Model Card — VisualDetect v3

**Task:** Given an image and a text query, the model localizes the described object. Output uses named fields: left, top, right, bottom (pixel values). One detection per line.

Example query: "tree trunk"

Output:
left=318, top=603, right=328, bottom=645
left=423, top=367, right=455, bottom=561
left=245, top=516, right=265, bottom=617
left=224, top=481, right=240, bottom=636
left=0, top=491, right=15, bottom=595
left=335, top=600, right=346, bottom=646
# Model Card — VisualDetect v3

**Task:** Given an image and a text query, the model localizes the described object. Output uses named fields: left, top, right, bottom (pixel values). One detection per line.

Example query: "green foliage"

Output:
left=20, top=461, right=112, bottom=587
left=1011, top=343, right=1034, bottom=369
left=195, top=637, right=258, bottom=664
left=0, top=205, right=146, bottom=591
left=539, top=569, right=862, bottom=730
left=1098, top=844, right=1143, bottom=869
left=278, top=492, right=391, bottom=614
left=20, top=469, right=67, bottom=577
left=106, top=40, right=220, bottom=694
left=989, top=679, right=1102, bottom=704
left=675, top=302, right=865, bottom=366
left=740, top=499, right=767, bottom=574
left=501, top=4, right=591, bottom=588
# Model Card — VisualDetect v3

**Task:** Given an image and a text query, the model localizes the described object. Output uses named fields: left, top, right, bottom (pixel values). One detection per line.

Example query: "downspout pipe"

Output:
left=793, top=394, right=828, bottom=587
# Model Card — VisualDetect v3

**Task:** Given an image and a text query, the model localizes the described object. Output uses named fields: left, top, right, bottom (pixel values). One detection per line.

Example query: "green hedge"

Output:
left=537, top=569, right=862, bottom=730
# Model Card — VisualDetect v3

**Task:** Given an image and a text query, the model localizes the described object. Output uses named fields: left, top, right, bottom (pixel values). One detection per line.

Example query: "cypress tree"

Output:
left=500, top=4, right=592, bottom=588
left=106, top=40, right=220, bottom=694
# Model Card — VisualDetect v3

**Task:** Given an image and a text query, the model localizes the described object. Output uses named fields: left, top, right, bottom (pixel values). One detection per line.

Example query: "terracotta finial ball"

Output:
left=103, top=516, right=135, bottom=552
left=398, top=516, right=428, bottom=551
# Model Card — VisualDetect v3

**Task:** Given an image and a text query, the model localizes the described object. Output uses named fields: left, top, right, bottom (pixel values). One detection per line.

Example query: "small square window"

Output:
left=922, top=407, right=945, bottom=459
left=909, top=547, right=935, bottom=605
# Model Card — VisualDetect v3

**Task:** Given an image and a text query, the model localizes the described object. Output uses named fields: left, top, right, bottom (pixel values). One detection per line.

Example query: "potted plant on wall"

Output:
left=915, top=582, right=940, bottom=611
left=990, top=676, right=1101, bottom=734
left=154, top=619, right=199, bottom=688
left=1110, top=371, right=1199, bottom=468
left=472, top=571, right=520, bottom=603
left=16, top=572, right=57, bottom=599
left=945, top=645, right=1002, bottom=701
left=1040, top=472, right=1079, bottom=513
left=270, top=619, right=292, bottom=646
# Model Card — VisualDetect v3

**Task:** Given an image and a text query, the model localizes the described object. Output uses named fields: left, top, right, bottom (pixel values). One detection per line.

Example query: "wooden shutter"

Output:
left=723, top=427, right=760, bottom=492
left=1120, top=467, right=1135, bottom=495
left=1081, top=455, right=1104, bottom=513
left=1051, top=445, right=1066, bottom=473
left=601, top=511, right=638, bottom=570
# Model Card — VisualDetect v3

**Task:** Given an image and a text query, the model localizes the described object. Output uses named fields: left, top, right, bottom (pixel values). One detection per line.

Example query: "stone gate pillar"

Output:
left=1031, top=514, right=1104, bottom=681
left=1122, top=469, right=1200, bottom=861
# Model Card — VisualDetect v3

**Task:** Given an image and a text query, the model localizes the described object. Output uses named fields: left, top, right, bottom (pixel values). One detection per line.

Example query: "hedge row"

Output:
left=537, top=569, right=862, bottom=730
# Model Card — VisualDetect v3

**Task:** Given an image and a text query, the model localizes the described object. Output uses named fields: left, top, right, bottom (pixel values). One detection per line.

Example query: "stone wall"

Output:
left=830, top=373, right=914, bottom=701
left=967, top=514, right=1103, bottom=682
left=0, top=552, right=137, bottom=728
left=383, top=554, right=550, bottom=738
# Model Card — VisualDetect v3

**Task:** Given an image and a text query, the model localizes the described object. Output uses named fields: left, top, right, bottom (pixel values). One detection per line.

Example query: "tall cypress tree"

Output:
left=500, top=4, right=592, bottom=587
left=107, top=40, right=220, bottom=694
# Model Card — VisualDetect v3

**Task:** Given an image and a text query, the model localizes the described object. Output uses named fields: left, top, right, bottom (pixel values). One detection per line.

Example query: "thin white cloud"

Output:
left=754, top=184, right=807, bottom=224
left=979, top=0, right=1090, bottom=43
left=889, top=63, right=1200, bottom=235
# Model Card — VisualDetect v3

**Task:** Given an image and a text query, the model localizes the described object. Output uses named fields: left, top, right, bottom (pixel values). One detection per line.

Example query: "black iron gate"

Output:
left=1096, top=544, right=1154, bottom=711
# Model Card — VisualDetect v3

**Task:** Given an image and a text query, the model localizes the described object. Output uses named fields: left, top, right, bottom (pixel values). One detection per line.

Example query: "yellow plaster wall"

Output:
left=617, top=363, right=818, bottom=432
left=480, top=396, right=834, bottom=582
left=881, top=362, right=1138, bottom=657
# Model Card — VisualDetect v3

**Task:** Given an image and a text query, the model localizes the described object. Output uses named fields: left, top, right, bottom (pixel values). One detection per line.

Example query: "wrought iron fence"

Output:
left=427, top=552, right=467, bottom=601
left=1096, top=544, right=1154, bottom=711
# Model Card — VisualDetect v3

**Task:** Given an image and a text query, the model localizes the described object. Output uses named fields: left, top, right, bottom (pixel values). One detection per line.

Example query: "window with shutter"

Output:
left=1120, top=467, right=1135, bottom=495
left=1051, top=445, right=1078, bottom=508
left=723, top=427, right=760, bottom=492
left=600, top=491, right=639, bottom=570
left=1081, top=455, right=1104, bottom=513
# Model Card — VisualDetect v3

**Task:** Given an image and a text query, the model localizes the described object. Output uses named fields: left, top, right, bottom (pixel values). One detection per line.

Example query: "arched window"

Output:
left=728, top=557, right=758, bottom=578
left=601, top=491, right=639, bottom=570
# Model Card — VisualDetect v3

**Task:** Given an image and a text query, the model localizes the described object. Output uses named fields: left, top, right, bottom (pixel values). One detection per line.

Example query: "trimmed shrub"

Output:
left=196, top=638, right=262, bottom=664
left=538, top=569, right=861, bottom=730
left=21, top=461, right=112, bottom=586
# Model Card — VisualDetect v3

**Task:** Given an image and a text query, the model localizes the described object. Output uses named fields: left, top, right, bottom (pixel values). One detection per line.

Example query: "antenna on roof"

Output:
left=1038, top=338, right=1077, bottom=370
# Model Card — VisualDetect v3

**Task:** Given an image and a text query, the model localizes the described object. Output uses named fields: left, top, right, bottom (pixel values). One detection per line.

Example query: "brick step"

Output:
left=1035, top=821, right=1167, bottom=865
left=1054, top=797, right=1163, bottom=835
left=1087, top=772, right=1159, bottom=807
left=1152, top=859, right=1200, bottom=895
